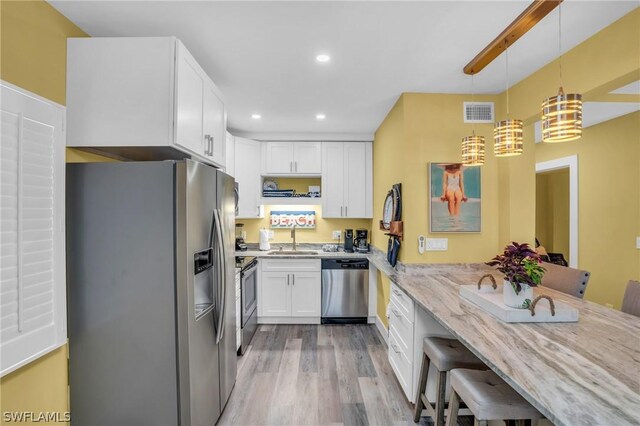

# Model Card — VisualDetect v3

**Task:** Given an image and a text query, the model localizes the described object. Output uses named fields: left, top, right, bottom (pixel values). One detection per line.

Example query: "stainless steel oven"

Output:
left=239, top=258, right=258, bottom=354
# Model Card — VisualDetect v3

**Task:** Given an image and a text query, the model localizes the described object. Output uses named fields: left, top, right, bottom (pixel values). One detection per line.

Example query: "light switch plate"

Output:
left=426, top=238, right=448, bottom=251
left=332, top=230, right=342, bottom=240
left=418, top=235, right=425, bottom=254
left=637, top=236, right=640, bottom=249
left=268, top=230, right=274, bottom=239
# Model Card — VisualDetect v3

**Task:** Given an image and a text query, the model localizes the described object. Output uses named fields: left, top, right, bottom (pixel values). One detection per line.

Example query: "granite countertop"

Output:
left=236, top=243, right=370, bottom=259
left=366, top=251, right=640, bottom=426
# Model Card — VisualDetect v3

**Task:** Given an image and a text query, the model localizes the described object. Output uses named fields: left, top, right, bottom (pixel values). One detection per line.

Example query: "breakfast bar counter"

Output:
left=367, top=252, right=640, bottom=426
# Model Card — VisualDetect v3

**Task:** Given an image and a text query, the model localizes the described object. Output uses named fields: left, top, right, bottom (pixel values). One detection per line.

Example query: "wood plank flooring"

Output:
left=218, top=324, right=472, bottom=426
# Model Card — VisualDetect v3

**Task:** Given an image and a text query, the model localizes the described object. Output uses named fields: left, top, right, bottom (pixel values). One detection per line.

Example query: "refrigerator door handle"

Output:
left=213, top=208, right=226, bottom=343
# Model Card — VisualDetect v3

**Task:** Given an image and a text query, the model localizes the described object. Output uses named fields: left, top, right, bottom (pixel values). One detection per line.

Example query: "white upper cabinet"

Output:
left=234, top=137, right=263, bottom=219
left=66, top=37, right=226, bottom=168
left=1, top=82, right=67, bottom=377
left=202, top=80, right=226, bottom=166
left=322, top=142, right=373, bottom=218
left=224, top=132, right=235, bottom=177
left=263, top=141, right=321, bottom=175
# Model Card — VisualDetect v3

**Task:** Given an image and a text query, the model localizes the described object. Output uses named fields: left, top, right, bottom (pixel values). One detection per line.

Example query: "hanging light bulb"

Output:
left=494, top=38, right=523, bottom=157
left=542, top=5, right=583, bottom=143
left=462, top=74, right=486, bottom=166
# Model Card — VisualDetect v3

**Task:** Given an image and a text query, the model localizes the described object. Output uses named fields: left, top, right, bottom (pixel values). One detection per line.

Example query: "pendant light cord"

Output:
left=471, top=73, right=476, bottom=135
left=558, top=4, right=563, bottom=88
left=505, top=38, right=510, bottom=119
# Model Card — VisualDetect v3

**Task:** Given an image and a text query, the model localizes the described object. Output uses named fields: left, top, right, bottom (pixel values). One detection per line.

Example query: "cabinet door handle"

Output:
left=287, top=274, right=290, bottom=286
left=292, top=274, right=295, bottom=286
left=257, top=206, right=260, bottom=216
left=209, top=136, right=214, bottom=156
left=340, top=206, right=343, bottom=217
left=290, top=161, right=293, bottom=172
left=295, top=161, right=298, bottom=172
left=345, top=206, right=348, bottom=217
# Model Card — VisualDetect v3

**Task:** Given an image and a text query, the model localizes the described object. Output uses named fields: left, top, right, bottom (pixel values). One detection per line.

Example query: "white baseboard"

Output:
left=375, top=315, right=389, bottom=345
left=257, top=317, right=320, bottom=324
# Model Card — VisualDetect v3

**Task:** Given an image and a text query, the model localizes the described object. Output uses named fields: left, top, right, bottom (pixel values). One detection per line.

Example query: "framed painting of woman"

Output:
left=429, top=163, right=481, bottom=233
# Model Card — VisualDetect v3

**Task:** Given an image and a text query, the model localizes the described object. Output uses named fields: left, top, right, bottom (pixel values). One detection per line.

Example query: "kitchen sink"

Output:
left=267, top=250, right=319, bottom=256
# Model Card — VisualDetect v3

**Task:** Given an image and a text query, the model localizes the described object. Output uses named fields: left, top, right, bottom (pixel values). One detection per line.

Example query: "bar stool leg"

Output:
left=445, top=390, right=460, bottom=426
left=434, top=370, right=447, bottom=426
left=413, top=353, right=430, bottom=422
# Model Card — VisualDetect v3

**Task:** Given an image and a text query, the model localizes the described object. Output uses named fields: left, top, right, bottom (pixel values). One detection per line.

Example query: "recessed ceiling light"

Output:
left=315, top=54, right=330, bottom=63
left=316, top=114, right=326, bottom=120
left=251, top=114, right=261, bottom=119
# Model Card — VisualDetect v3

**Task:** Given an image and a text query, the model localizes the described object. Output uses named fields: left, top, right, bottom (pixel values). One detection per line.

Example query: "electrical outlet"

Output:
left=268, top=230, right=274, bottom=240
left=418, top=235, right=426, bottom=254
left=332, top=230, right=342, bottom=240
left=636, top=236, right=640, bottom=249
left=426, top=238, right=448, bottom=251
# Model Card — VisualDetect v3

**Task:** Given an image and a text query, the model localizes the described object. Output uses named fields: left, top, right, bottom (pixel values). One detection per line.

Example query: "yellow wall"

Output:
left=536, top=169, right=570, bottom=256
left=372, top=8, right=640, bottom=314
left=511, top=8, right=640, bottom=308
left=536, top=112, right=640, bottom=308
left=0, top=1, right=112, bottom=423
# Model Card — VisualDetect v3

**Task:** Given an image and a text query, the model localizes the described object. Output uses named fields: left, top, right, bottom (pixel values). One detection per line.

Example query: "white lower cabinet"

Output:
left=258, top=259, right=321, bottom=324
left=388, top=283, right=453, bottom=404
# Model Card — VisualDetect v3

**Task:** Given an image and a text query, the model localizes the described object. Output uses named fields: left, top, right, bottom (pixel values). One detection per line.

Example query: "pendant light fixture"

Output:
left=462, top=74, right=485, bottom=166
left=541, top=4, right=582, bottom=143
left=494, top=39, right=523, bottom=157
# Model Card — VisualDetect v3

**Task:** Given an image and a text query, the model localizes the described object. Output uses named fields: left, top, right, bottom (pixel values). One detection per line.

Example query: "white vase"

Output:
left=502, top=279, right=533, bottom=309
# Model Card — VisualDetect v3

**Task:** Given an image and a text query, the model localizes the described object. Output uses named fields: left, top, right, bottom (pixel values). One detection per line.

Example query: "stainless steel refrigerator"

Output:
left=66, top=160, right=236, bottom=425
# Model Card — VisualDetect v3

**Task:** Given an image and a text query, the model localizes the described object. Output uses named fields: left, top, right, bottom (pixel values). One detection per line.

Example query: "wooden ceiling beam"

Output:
left=463, top=0, right=563, bottom=75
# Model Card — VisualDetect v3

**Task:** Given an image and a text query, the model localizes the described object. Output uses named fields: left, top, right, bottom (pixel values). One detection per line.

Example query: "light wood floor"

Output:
left=218, top=324, right=471, bottom=426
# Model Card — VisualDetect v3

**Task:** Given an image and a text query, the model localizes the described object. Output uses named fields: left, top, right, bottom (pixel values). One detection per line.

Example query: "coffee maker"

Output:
left=344, top=229, right=354, bottom=253
left=354, top=229, right=370, bottom=253
left=235, top=223, right=247, bottom=251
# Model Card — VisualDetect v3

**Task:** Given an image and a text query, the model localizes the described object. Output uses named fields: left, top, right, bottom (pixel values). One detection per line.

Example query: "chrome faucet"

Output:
left=291, top=225, right=297, bottom=251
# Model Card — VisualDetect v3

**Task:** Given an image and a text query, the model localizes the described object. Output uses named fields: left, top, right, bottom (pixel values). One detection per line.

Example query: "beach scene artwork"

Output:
left=429, top=163, right=481, bottom=233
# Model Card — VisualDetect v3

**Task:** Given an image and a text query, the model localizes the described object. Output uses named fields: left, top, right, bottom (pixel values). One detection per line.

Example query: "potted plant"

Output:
left=486, top=242, right=546, bottom=308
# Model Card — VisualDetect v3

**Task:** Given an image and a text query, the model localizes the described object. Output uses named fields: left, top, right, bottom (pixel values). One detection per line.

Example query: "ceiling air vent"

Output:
left=463, top=102, right=494, bottom=123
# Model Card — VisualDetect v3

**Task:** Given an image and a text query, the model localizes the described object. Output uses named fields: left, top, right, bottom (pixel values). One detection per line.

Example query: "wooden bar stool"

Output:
left=413, top=337, right=486, bottom=425
left=446, top=369, right=543, bottom=426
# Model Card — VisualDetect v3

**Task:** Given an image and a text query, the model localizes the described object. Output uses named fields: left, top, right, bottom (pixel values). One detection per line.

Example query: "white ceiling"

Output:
left=49, top=1, right=638, bottom=140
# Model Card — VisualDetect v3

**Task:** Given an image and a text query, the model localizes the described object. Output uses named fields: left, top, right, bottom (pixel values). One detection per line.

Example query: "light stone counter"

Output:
left=236, top=243, right=369, bottom=259
left=366, top=251, right=640, bottom=426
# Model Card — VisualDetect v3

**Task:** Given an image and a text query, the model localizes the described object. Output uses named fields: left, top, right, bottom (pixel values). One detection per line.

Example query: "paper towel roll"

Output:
left=259, top=228, right=271, bottom=251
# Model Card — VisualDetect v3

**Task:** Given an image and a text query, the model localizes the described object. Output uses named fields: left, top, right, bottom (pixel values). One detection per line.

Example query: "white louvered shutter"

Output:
left=1, top=82, right=66, bottom=376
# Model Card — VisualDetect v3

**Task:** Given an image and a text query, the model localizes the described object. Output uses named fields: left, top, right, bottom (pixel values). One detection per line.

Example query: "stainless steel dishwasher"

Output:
left=321, top=259, right=369, bottom=324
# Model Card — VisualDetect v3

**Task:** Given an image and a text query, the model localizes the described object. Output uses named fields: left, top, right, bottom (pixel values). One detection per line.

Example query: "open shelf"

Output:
left=261, top=197, right=322, bottom=206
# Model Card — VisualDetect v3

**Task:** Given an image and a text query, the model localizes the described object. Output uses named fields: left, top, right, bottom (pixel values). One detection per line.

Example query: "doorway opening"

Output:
left=535, top=155, right=578, bottom=268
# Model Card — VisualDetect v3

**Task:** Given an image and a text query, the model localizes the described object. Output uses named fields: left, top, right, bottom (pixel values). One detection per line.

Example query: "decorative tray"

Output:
left=459, top=284, right=579, bottom=323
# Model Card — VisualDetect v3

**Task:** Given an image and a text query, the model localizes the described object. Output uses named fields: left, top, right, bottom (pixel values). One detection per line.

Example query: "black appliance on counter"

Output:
left=354, top=229, right=370, bottom=253
left=235, top=223, right=247, bottom=251
left=235, top=256, right=257, bottom=355
left=344, top=229, right=354, bottom=253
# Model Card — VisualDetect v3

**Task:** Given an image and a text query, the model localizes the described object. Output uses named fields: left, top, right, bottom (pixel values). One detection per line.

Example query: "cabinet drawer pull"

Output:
left=392, top=309, right=401, bottom=318
left=391, top=344, right=401, bottom=354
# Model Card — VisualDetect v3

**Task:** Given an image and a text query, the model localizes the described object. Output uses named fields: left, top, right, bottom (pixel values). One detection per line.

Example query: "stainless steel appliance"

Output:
left=354, top=229, right=370, bottom=253
left=321, top=259, right=369, bottom=324
left=66, top=160, right=237, bottom=425
left=236, top=256, right=258, bottom=354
